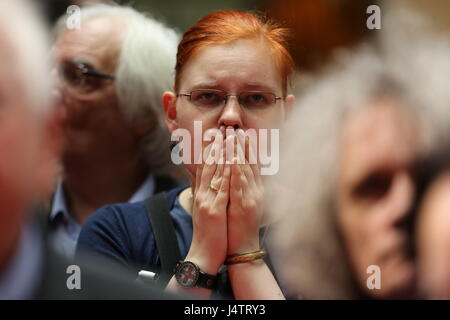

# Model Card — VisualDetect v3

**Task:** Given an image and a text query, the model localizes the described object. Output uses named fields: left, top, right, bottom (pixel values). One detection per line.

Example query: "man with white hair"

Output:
left=48, top=3, right=180, bottom=258
left=0, top=0, right=176, bottom=300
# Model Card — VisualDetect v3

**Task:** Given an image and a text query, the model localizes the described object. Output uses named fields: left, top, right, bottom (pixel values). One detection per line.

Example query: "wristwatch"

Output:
left=174, top=261, right=217, bottom=290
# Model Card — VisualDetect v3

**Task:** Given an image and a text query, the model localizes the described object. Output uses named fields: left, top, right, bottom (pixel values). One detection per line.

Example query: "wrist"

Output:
left=227, top=256, right=266, bottom=270
left=227, top=241, right=260, bottom=256
left=184, top=252, right=222, bottom=275
left=225, top=249, right=266, bottom=265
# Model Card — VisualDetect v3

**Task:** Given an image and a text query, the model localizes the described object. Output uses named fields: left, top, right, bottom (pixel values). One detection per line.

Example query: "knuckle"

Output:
left=259, top=185, right=265, bottom=194
left=245, top=200, right=257, bottom=212
left=255, top=191, right=263, bottom=203
left=197, top=203, right=209, bottom=214
left=207, top=209, right=219, bottom=217
left=194, top=197, right=203, bottom=207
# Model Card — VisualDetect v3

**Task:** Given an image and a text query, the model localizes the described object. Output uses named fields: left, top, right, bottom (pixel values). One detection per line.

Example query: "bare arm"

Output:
left=228, top=259, right=284, bottom=300
left=226, top=130, right=285, bottom=300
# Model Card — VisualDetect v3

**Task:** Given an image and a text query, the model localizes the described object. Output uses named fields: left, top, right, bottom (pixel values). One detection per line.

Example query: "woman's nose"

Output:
left=218, top=96, right=244, bottom=129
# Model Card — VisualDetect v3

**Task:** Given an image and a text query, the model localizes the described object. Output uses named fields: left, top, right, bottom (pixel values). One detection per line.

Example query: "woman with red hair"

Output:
left=77, top=10, right=296, bottom=299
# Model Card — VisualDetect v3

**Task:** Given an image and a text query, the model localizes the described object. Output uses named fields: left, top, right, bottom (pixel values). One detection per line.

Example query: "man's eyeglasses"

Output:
left=177, top=89, right=283, bottom=109
left=58, top=61, right=115, bottom=92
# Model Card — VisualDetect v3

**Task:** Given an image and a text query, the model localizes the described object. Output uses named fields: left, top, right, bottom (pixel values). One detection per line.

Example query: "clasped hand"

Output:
left=186, top=128, right=264, bottom=275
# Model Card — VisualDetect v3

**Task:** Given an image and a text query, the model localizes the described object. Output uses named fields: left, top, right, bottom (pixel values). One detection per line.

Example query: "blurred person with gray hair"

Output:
left=0, top=0, right=177, bottom=300
left=267, top=12, right=450, bottom=299
left=0, top=0, right=57, bottom=297
left=47, top=3, right=180, bottom=258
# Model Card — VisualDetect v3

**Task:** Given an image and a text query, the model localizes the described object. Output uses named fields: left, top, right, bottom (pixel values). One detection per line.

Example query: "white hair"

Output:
left=0, top=0, right=51, bottom=117
left=55, top=3, right=179, bottom=173
left=267, top=9, right=450, bottom=299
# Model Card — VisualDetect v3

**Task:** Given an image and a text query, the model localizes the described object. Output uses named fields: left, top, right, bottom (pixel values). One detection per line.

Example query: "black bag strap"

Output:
left=154, top=175, right=180, bottom=194
left=145, top=192, right=182, bottom=288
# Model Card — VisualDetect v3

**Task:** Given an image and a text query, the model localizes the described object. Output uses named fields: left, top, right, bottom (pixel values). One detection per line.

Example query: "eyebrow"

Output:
left=189, top=81, right=277, bottom=92
left=246, top=82, right=273, bottom=88
left=189, top=80, right=220, bottom=90
left=245, top=83, right=277, bottom=91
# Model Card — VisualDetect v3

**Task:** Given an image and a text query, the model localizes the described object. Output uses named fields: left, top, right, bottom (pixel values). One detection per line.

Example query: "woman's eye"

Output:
left=244, top=93, right=270, bottom=107
left=192, top=92, right=222, bottom=106
left=250, top=94, right=265, bottom=102
left=199, top=93, right=216, bottom=100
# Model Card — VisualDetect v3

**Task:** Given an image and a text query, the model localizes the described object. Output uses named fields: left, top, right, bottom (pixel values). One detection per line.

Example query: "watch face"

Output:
left=176, top=262, right=199, bottom=287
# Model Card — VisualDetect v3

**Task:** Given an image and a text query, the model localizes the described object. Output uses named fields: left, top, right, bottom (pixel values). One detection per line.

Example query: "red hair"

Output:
left=174, top=10, right=294, bottom=95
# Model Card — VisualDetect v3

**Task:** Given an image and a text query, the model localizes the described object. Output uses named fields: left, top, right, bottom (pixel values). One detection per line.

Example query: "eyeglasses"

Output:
left=177, top=89, right=283, bottom=109
left=58, top=61, right=115, bottom=93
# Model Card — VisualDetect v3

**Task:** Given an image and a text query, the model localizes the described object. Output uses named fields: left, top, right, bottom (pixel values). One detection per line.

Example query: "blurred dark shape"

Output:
left=262, top=0, right=377, bottom=72
left=409, top=146, right=450, bottom=257
left=39, top=0, right=72, bottom=25
left=72, top=0, right=126, bottom=6
left=39, top=0, right=127, bottom=25
left=410, top=144, right=450, bottom=299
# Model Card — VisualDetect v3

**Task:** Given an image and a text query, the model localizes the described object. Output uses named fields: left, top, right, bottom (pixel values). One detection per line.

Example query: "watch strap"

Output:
left=197, top=270, right=217, bottom=290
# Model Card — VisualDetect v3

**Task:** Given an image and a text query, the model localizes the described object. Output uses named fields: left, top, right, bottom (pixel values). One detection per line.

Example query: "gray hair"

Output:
left=0, top=0, right=51, bottom=117
left=267, top=10, right=450, bottom=299
left=55, top=3, right=179, bottom=173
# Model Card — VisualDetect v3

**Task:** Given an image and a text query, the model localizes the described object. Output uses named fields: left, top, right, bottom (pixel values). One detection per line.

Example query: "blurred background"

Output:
left=41, top=0, right=450, bottom=91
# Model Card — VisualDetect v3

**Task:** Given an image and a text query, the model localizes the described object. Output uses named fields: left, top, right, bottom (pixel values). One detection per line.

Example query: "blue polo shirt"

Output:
left=76, top=187, right=192, bottom=276
left=76, top=186, right=236, bottom=299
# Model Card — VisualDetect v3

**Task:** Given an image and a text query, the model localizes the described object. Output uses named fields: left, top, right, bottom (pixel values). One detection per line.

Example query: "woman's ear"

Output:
left=162, top=91, right=178, bottom=134
left=284, top=94, right=296, bottom=121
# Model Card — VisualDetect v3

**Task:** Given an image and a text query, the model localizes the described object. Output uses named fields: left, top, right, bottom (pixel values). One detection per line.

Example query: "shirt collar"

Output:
left=49, top=180, right=69, bottom=222
left=128, top=174, right=155, bottom=203
left=49, top=174, right=156, bottom=221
